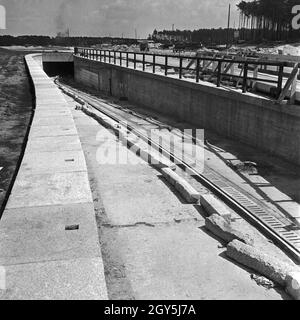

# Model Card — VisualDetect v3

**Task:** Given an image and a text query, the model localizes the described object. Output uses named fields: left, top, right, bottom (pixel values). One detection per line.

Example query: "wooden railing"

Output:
left=74, top=47, right=299, bottom=103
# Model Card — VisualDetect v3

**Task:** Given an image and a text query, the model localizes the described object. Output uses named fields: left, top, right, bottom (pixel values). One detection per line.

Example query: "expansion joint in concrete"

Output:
left=101, top=217, right=200, bottom=229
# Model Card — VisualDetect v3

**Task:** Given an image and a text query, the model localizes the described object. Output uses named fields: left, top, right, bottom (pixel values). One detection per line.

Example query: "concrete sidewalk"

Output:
left=0, top=54, right=108, bottom=300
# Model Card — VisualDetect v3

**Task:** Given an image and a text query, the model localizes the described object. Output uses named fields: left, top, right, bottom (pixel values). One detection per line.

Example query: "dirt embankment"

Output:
left=0, top=48, right=33, bottom=215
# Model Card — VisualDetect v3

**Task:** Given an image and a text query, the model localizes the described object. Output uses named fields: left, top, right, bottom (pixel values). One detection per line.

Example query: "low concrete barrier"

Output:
left=227, top=240, right=300, bottom=299
left=286, top=272, right=300, bottom=300
left=226, top=240, right=295, bottom=287
left=161, top=168, right=201, bottom=203
left=78, top=102, right=176, bottom=171
left=200, top=194, right=231, bottom=219
left=205, top=214, right=254, bottom=246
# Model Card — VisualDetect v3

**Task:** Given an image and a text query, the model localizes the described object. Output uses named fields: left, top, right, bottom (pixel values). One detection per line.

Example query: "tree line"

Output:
left=237, top=0, right=300, bottom=41
left=0, top=35, right=138, bottom=47
left=152, top=29, right=238, bottom=46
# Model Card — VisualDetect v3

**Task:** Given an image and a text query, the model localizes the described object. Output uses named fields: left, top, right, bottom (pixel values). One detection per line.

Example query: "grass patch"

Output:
left=0, top=48, right=33, bottom=214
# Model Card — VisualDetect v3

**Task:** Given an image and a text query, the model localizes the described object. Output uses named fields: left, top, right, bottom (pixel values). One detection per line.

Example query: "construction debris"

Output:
left=205, top=214, right=254, bottom=246
left=251, top=274, right=276, bottom=289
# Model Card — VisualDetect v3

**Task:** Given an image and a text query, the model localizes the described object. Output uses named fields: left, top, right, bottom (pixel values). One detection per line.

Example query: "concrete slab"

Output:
left=0, top=203, right=100, bottom=265
left=34, top=86, right=57, bottom=91
left=0, top=257, right=107, bottom=300
left=33, top=81, right=54, bottom=85
left=20, top=150, right=87, bottom=174
left=200, top=194, right=232, bottom=219
left=33, top=82, right=57, bottom=87
left=33, top=83, right=56, bottom=88
left=36, top=96, right=66, bottom=103
left=96, top=167, right=200, bottom=226
left=34, top=109, right=71, bottom=118
left=36, top=101, right=69, bottom=108
left=31, top=116, right=75, bottom=127
left=31, top=73, right=47, bottom=78
left=35, top=90, right=62, bottom=97
left=6, top=171, right=93, bottom=209
left=161, top=168, right=200, bottom=203
left=102, top=224, right=282, bottom=300
left=29, top=125, right=78, bottom=138
left=26, top=135, right=82, bottom=152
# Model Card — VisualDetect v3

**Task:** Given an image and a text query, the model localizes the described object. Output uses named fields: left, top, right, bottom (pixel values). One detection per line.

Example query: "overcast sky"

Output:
left=0, top=0, right=240, bottom=37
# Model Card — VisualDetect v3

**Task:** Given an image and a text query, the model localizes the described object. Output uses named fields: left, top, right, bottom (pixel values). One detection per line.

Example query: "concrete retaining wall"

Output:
left=74, top=56, right=300, bottom=166
left=42, top=52, right=74, bottom=63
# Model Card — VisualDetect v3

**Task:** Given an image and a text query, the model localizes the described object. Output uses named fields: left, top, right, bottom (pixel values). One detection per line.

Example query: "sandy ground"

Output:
left=65, top=92, right=290, bottom=300
left=0, top=48, right=33, bottom=215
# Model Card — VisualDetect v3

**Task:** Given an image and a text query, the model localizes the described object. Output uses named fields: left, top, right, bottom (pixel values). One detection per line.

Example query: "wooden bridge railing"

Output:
left=74, top=47, right=299, bottom=103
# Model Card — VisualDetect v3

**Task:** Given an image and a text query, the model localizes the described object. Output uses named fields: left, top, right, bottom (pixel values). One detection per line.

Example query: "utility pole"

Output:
left=135, top=29, right=137, bottom=40
left=227, top=3, right=231, bottom=48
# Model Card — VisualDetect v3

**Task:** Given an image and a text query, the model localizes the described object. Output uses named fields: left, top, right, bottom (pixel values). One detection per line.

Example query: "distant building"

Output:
left=57, top=29, right=70, bottom=38
left=152, top=30, right=189, bottom=42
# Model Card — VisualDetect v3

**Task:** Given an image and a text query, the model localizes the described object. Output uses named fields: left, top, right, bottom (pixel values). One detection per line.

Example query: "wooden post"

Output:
left=179, top=57, right=183, bottom=79
left=289, top=65, right=299, bottom=105
left=217, top=61, right=222, bottom=87
left=251, top=65, right=259, bottom=92
left=165, top=56, right=168, bottom=76
left=235, top=65, right=244, bottom=88
left=277, top=65, right=284, bottom=99
left=277, top=63, right=299, bottom=104
left=196, top=58, right=200, bottom=83
left=203, top=54, right=216, bottom=72
left=242, top=62, right=249, bottom=93
left=208, top=61, right=220, bottom=81
left=134, top=53, right=136, bottom=69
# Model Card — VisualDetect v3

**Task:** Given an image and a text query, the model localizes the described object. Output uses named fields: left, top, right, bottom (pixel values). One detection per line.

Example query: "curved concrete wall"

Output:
left=74, top=56, right=300, bottom=167
left=0, top=54, right=107, bottom=300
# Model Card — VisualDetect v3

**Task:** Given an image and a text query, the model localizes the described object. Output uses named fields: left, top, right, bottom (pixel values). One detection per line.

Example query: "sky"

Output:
left=0, top=0, right=241, bottom=37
